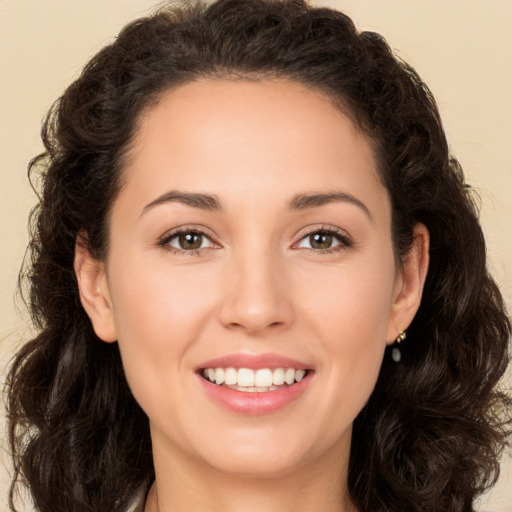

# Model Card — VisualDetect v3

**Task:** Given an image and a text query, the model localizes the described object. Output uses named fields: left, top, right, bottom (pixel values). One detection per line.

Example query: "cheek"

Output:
left=299, top=254, right=396, bottom=412
left=301, top=253, right=396, bottom=342
left=105, top=254, right=220, bottom=410
left=109, top=249, right=218, bottom=335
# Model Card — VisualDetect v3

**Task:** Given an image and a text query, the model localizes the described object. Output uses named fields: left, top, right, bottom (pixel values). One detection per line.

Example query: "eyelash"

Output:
left=157, top=225, right=353, bottom=256
left=292, top=226, right=353, bottom=254
left=158, top=225, right=218, bottom=256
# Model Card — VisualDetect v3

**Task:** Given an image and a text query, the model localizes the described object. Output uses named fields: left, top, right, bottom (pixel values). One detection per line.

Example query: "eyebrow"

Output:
left=289, top=192, right=372, bottom=220
left=141, top=189, right=372, bottom=220
left=141, top=190, right=223, bottom=215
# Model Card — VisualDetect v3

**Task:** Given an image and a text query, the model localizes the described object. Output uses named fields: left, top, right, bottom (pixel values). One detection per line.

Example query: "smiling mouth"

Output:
left=200, top=367, right=310, bottom=392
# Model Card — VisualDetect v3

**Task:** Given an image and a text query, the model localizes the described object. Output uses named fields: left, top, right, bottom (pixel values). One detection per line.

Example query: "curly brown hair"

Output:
left=6, top=1, right=511, bottom=511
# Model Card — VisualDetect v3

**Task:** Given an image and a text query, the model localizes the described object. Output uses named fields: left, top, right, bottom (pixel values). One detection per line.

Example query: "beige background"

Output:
left=1, top=1, right=510, bottom=510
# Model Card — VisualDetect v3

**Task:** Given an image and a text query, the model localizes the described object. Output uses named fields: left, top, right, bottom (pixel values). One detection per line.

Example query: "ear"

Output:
left=386, top=223, right=430, bottom=344
left=74, top=236, right=117, bottom=343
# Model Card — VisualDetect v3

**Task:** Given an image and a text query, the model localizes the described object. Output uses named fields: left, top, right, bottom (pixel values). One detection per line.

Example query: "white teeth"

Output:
left=272, top=367, right=285, bottom=385
left=214, top=368, right=225, bottom=385
left=285, top=368, right=295, bottom=385
left=227, top=384, right=280, bottom=393
left=255, top=369, right=273, bottom=387
left=224, top=367, right=237, bottom=385
left=247, top=386, right=265, bottom=392
left=202, top=366, right=308, bottom=389
left=295, top=369, right=306, bottom=382
left=237, top=368, right=255, bottom=387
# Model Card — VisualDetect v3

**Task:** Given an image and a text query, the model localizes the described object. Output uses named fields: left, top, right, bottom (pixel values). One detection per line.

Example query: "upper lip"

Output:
left=198, top=353, right=312, bottom=371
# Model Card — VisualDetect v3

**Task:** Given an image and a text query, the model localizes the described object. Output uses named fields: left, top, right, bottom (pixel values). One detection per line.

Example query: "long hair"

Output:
left=7, top=1, right=510, bottom=511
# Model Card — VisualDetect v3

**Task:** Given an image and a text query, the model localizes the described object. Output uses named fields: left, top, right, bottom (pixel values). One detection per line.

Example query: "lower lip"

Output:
left=197, top=373, right=312, bottom=415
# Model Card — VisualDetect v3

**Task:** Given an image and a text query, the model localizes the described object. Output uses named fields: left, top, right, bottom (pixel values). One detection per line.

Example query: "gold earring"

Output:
left=391, top=330, right=406, bottom=363
left=396, top=331, right=406, bottom=343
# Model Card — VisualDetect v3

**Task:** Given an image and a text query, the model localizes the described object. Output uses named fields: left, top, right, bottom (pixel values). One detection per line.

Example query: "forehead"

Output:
left=119, top=78, right=387, bottom=217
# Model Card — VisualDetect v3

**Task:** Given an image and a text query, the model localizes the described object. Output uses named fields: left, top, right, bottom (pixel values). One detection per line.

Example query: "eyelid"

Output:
left=156, top=224, right=352, bottom=255
left=157, top=224, right=221, bottom=251
left=291, top=225, right=353, bottom=252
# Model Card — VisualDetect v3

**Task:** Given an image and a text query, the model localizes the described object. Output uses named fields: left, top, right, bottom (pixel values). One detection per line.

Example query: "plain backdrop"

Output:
left=1, top=1, right=511, bottom=510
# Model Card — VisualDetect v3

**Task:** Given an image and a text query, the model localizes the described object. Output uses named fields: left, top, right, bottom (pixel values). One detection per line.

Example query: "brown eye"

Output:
left=164, top=230, right=215, bottom=251
left=309, top=232, right=334, bottom=249
left=295, top=229, right=349, bottom=252
left=178, top=232, right=203, bottom=250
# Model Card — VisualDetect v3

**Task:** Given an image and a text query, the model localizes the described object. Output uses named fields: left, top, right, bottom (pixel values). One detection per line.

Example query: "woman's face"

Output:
left=78, top=79, right=424, bottom=479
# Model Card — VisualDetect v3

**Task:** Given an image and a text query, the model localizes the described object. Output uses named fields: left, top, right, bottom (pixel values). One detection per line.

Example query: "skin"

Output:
left=75, top=79, right=429, bottom=512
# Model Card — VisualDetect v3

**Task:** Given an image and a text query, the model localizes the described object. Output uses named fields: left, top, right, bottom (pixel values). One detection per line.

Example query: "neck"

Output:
left=145, top=474, right=356, bottom=512
left=144, top=433, right=357, bottom=512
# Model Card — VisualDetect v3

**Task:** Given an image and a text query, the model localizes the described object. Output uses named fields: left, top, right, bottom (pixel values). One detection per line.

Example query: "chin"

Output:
left=183, top=421, right=350, bottom=481
left=205, top=451, right=311, bottom=480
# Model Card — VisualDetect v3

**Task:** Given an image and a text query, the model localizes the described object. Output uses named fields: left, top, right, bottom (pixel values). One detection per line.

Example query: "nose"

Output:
left=218, top=249, right=295, bottom=335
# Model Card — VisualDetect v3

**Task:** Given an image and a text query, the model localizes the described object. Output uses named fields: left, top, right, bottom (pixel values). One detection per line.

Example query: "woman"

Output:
left=6, top=1, right=510, bottom=511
